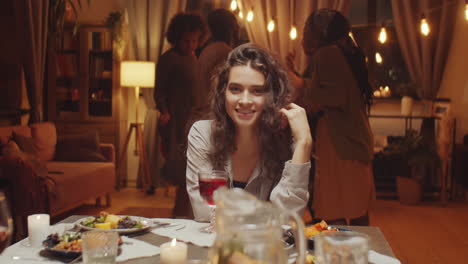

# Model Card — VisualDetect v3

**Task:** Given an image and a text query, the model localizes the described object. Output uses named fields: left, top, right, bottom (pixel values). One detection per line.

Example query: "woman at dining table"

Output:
left=186, top=43, right=313, bottom=221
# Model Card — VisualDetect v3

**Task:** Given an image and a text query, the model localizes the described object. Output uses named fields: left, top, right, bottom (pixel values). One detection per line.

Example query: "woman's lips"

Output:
left=236, top=109, right=255, bottom=119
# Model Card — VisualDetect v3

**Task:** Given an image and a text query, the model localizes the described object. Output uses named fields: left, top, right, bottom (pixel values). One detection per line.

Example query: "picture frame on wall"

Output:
left=432, top=99, right=451, bottom=118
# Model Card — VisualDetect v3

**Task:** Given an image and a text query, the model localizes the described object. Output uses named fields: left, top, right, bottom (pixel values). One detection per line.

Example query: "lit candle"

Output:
left=27, top=214, right=50, bottom=247
left=160, top=238, right=188, bottom=264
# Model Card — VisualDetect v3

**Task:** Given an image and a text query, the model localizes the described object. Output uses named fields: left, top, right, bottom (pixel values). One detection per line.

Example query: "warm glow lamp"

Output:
left=121, top=61, right=155, bottom=123
left=117, top=61, right=155, bottom=192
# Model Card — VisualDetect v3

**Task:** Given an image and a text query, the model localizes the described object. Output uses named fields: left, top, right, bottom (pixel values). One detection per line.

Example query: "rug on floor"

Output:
left=117, top=207, right=173, bottom=218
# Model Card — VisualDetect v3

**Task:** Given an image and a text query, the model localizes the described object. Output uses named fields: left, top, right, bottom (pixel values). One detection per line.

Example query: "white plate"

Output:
left=76, top=216, right=152, bottom=234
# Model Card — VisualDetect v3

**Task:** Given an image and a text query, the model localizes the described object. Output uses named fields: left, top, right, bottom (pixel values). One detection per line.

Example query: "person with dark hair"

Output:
left=194, top=9, right=240, bottom=117
left=154, top=12, right=207, bottom=218
left=186, top=43, right=312, bottom=221
left=287, top=8, right=375, bottom=225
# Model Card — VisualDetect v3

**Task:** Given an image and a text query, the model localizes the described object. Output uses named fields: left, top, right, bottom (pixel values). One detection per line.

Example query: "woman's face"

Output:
left=225, top=65, right=267, bottom=129
left=177, top=31, right=201, bottom=55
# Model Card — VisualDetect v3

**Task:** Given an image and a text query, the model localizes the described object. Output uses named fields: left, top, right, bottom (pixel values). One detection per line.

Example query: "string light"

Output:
left=378, top=26, right=387, bottom=44
left=267, top=18, right=275, bottom=32
left=289, top=25, right=297, bottom=40
left=375, top=52, right=383, bottom=64
left=420, top=15, right=430, bottom=36
left=230, top=0, right=237, bottom=11
left=246, top=9, right=254, bottom=22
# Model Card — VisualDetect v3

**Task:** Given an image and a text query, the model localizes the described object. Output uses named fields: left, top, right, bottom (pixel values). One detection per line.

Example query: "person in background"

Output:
left=194, top=8, right=240, bottom=118
left=287, top=8, right=375, bottom=225
left=186, top=43, right=312, bottom=221
left=154, top=12, right=207, bottom=218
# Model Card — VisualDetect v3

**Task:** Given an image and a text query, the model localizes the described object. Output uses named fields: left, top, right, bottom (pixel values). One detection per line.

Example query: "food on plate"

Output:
left=43, top=232, right=82, bottom=252
left=304, top=220, right=338, bottom=239
left=43, top=231, right=123, bottom=252
left=306, top=253, right=316, bottom=264
left=80, top=211, right=144, bottom=229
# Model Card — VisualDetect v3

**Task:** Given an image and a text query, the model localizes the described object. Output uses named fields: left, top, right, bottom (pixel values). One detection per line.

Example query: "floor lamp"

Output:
left=117, top=61, right=155, bottom=192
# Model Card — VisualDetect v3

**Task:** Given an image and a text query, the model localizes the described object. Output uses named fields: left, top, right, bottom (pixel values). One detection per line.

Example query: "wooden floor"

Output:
left=59, top=187, right=468, bottom=264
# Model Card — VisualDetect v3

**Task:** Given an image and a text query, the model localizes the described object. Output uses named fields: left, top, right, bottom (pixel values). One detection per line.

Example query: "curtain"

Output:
left=14, top=0, right=49, bottom=123
left=124, top=0, right=186, bottom=188
left=237, top=0, right=351, bottom=72
left=391, top=0, right=458, bottom=99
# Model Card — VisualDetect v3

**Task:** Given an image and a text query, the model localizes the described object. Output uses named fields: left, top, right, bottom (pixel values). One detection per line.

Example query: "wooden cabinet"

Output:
left=47, top=23, right=128, bottom=173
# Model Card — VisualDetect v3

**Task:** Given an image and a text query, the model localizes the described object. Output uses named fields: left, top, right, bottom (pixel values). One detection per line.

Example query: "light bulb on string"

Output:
left=238, top=11, right=243, bottom=19
left=230, top=0, right=237, bottom=11
left=267, top=18, right=275, bottom=32
left=375, top=52, right=383, bottom=64
left=420, top=15, right=430, bottom=36
left=378, top=26, right=387, bottom=44
left=289, top=25, right=297, bottom=40
left=246, top=9, right=254, bottom=22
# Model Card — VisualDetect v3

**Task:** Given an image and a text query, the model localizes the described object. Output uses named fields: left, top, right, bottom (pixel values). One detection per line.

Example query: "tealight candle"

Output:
left=160, top=238, right=188, bottom=264
left=27, top=214, right=50, bottom=247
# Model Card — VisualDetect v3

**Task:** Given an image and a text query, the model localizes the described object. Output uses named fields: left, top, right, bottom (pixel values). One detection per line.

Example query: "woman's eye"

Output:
left=253, top=88, right=266, bottom=95
left=228, top=86, right=241, bottom=93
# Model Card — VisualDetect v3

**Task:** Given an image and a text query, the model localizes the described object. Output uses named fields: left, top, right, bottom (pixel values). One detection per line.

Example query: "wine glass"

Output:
left=0, top=191, right=13, bottom=253
left=198, top=170, right=228, bottom=233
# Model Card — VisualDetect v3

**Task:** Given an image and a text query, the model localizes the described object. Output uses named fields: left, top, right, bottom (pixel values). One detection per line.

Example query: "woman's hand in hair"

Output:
left=280, top=103, right=312, bottom=164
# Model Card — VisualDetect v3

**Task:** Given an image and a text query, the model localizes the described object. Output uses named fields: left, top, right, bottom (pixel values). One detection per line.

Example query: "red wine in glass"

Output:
left=199, top=178, right=228, bottom=205
left=198, top=170, right=228, bottom=233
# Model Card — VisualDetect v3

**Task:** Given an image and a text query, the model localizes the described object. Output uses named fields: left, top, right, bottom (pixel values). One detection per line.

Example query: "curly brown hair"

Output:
left=166, top=12, right=207, bottom=47
left=209, top=43, right=293, bottom=180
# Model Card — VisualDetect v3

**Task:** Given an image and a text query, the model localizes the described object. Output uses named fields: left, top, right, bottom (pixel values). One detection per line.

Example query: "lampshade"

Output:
left=120, top=61, right=155, bottom=88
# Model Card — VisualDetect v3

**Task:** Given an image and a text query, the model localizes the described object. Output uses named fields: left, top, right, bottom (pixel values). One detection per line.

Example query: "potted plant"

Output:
left=381, top=130, right=439, bottom=204
left=105, top=11, right=126, bottom=60
left=48, top=0, right=91, bottom=49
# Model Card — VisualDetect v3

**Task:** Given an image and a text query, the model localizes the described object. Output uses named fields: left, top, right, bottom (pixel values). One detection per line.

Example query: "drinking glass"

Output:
left=0, top=191, right=13, bottom=253
left=198, top=170, right=228, bottom=233
left=82, top=231, right=119, bottom=264
left=315, top=232, right=369, bottom=264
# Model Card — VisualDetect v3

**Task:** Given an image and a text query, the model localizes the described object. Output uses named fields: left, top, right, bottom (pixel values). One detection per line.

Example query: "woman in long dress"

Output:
left=287, top=9, right=375, bottom=225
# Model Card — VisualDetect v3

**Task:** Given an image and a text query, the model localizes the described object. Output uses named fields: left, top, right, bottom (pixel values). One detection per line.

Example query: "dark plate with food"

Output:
left=76, top=211, right=151, bottom=234
left=42, top=232, right=82, bottom=259
left=41, top=231, right=124, bottom=261
left=284, top=221, right=352, bottom=250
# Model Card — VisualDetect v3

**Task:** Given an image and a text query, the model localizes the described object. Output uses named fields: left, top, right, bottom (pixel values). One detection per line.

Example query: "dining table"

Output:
left=3, top=215, right=397, bottom=263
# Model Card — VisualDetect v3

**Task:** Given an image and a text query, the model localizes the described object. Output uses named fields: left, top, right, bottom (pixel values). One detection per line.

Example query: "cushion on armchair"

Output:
left=55, top=131, right=106, bottom=162
left=2, top=140, right=48, bottom=177
left=30, top=122, right=56, bottom=161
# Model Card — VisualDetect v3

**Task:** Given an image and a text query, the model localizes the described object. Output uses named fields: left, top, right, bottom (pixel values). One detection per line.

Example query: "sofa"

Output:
left=0, top=122, right=115, bottom=239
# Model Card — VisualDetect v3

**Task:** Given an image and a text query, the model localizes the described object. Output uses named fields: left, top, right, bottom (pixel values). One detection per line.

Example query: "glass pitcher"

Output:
left=208, top=187, right=306, bottom=264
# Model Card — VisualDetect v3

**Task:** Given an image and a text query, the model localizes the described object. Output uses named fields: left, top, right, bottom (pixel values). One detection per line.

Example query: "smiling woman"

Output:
left=186, top=43, right=312, bottom=222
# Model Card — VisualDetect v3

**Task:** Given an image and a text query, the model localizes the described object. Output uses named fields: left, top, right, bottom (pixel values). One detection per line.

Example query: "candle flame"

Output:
left=171, top=238, right=177, bottom=246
